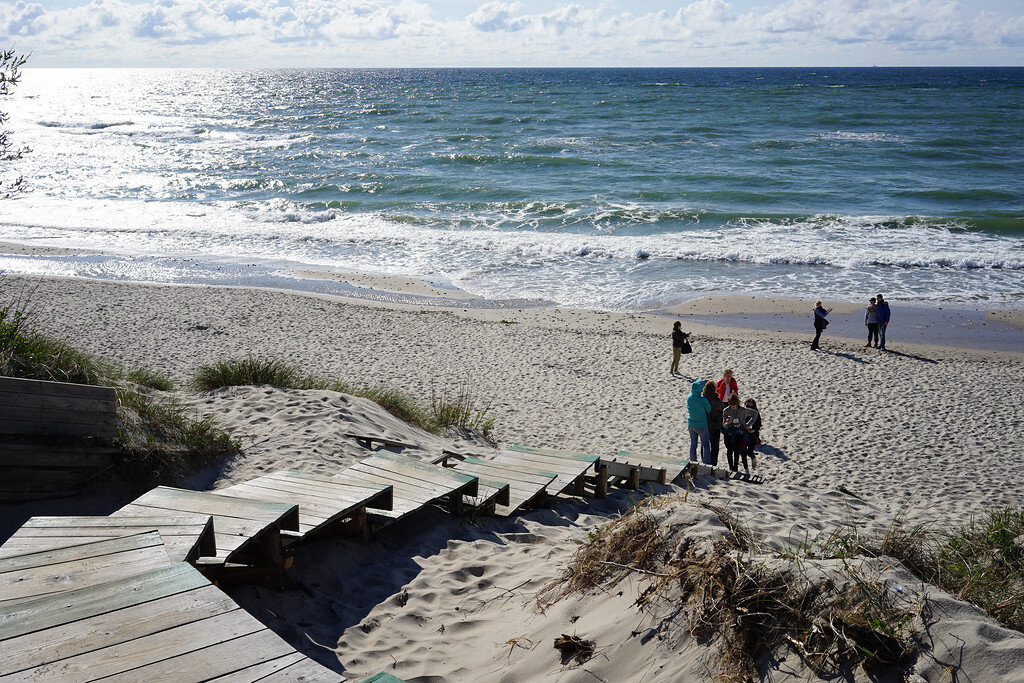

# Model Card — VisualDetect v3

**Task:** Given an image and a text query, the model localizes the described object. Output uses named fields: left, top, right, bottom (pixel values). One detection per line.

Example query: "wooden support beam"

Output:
left=595, top=465, right=609, bottom=499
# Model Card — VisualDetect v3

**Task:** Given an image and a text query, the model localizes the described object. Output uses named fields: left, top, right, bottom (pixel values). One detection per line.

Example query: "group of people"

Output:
left=812, top=293, right=891, bottom=351
left=686, top=369, right=761, bottom=474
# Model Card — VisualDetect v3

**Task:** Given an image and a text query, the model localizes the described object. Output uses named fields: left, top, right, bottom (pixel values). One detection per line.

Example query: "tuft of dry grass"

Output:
left=537, top=498, right=666, bottom=607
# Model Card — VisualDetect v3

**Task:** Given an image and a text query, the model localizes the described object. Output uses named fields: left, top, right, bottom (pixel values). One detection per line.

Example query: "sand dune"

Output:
left=4, top=274, right=1024, bottom=681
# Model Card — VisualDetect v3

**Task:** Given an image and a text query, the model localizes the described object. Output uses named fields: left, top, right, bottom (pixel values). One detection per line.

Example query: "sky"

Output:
left=2, top=0, right=1023, bottom=68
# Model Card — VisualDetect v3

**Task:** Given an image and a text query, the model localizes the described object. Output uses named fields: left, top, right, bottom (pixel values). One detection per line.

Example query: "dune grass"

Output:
left=116, top=388, right=240, bottom=487
left=539, top=497, right=921, bottom=679
left=191, top=356, right=494, bottom=437
left=127, top=367, right=177, bottom=391
left=878, top=508, right=1024, bottom=633
left=1, top=302, right=239, bottom=487
left=1, top=305, right=116, bottom=385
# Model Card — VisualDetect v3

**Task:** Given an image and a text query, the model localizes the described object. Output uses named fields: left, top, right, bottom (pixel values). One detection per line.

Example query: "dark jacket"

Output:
left=876, top=301, right=891, bottom=324
left=706, top=395, right=727, bottom=430
left=813, top=305, right=830, bottom=330
left=672, top=329, right=688, bottom=348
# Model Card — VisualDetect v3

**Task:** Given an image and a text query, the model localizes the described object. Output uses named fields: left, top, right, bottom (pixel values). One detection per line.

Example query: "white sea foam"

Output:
left=2, top=197, right=1023, bottom=308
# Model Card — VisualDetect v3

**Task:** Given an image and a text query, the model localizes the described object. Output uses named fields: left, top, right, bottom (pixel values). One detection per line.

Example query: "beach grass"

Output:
left=1, top=305, right=116, bottom=385
left=192, top=356, right=493, bottom=437
left=127, top=366, right=177, bottom=391
left=430, top=385, right=495, bottom=438
left=1, top=302, right=239, bottom=486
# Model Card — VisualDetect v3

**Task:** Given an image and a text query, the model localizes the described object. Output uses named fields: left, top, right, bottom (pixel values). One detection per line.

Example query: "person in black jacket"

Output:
left=670, top=321, right=691, bottom=375
left=702, top=380, right=726, bottom=467
left=810, top=300, right=832, bottom=350
left=743, top=398, right=761, bottom=471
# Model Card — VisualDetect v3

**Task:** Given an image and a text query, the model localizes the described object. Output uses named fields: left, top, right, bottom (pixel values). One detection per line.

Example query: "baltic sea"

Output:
left=2, top=67, right=1022, bottom=310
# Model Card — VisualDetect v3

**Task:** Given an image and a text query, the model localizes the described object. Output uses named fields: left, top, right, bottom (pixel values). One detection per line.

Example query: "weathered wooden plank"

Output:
left=346, top=462, right=458, bottom=500
left=457, top=458, right=560, bottom=485
left=491, top=451, right=594, bottom=495
left=0, top=448, right=118, bottom=468
left=95, top=628, right=311, bottom=682
left=365, top=452, right=478, bottom=492
left=508, top=444, right=600, bottom=464
left=114, top=488, right=297, bottom=562
left=0, top=530, right=165, bottom=574
left=9, top=606, right=269, bottom=681
left=273, top=472, right=394, bottom=511
left=268, top=658, right=346, bottom=681
left=0, top=467, right=111, bottom=493
left=0, top=562, right=209, bottom=641
left=0, top=404, right=116, bottom=424
left=0, top=390, right=115, bottom=413
left=452, top=459, right=556, bottom=514
left=598, top=458, right=664, bottom=482
left=2, top=515, right=214, bottom=563
left=1, top=584, right=235, bottom=674
left=492, top=450, right=596, bottom=474
left=341, top=469, right=439, bottom=508
left=0, top=377, right=116, bottom=401
left=220, top=476, right=378, bottom=508
left=116, top=487, right=299, bottom=527
left=0, top=533, right=172, bottom=605
left=615, top=450, right=690, bottom=482
left=0, top=419, right=118, bottom=438
left=203, top=652, right=307, bottom=682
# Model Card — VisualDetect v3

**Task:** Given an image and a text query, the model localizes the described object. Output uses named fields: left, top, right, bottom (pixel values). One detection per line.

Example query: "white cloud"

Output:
left=0, top=0, right=1021, bottom=66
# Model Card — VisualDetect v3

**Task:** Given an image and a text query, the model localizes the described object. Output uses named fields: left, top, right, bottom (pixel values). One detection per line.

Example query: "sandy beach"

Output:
left=2, top=271, right=1024, bottom=681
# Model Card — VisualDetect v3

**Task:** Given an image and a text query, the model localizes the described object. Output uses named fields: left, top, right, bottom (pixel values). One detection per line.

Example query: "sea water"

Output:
left=1, top=67, right=1022, bottom=310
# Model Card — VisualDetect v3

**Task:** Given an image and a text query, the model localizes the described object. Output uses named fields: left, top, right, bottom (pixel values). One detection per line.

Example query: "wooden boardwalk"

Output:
left=113, top=486, right=299, bottom=566
left=0, top=531, right=173, bottom=606
left=0, top=561, right=343, bottom=681
left=502, top=445, right=600, bottom=495
left=334, top=452, right=479, bottom=526
left=442, top=454, right=557, bottom=516
left=0, top=514, right=215, bottom=563
left=214, top=470, right=394, bottom=543
left=609, top=450, right=693, bottom=486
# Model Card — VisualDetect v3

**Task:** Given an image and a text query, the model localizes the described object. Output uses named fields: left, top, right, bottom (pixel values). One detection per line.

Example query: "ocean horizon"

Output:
left=2, top=66, right=1022, bottom=310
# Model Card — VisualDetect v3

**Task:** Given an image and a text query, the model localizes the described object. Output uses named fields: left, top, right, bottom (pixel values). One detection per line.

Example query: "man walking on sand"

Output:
left=876, top=294, right=891, bottom=350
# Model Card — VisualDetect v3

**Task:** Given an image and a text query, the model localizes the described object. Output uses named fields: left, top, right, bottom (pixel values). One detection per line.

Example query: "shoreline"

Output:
left=3, top=249, right=1023, bottom=355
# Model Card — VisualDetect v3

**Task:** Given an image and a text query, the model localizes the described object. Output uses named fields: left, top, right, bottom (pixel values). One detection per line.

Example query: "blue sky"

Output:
left=3, top=0, right=1023, bottom=67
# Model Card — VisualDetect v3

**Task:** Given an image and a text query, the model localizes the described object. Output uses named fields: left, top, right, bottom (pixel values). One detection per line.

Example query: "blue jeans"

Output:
left=688, top=426, right=711, bottom=464
left=878, top=322, right=887, bottom=348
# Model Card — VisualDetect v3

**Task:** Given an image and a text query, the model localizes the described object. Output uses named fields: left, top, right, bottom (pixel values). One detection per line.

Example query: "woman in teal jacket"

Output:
left=687, top=380, right=712, bottom=464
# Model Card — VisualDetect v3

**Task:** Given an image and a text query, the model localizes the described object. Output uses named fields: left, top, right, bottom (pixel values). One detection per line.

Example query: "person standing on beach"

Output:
left=686, top=380, right=712, bottom=464
left=811, top=300, right=832, bottom=350
left=716, top=369, right=738, bottom=402
left=876, top=294, right=891, bottom=350
left=722, top=395, right=750, bottom=472
left=865, top=297, right=880, bottom=348
left=702, top=381, right=726, bottom=467
left=670, top=321, right=691, bottom=375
